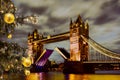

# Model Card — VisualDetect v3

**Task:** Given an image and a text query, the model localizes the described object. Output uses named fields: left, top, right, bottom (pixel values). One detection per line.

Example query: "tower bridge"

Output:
left=33, top=32, right=69, bottom=44
left=28, top=15, right=120, bottom=73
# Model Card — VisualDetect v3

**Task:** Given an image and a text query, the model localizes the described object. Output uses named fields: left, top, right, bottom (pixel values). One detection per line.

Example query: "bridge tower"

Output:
left=27, top=29, right=43, bottom=62
left=70, top=15, right=89, bottom=61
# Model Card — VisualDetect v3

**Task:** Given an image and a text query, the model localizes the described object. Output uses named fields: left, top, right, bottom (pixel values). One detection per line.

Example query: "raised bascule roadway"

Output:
left=28, top=15, right=120, bottom=73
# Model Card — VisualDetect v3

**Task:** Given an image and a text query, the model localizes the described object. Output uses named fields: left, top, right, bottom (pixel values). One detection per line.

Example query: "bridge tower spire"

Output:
left=70, top=15, right=89, bottom=61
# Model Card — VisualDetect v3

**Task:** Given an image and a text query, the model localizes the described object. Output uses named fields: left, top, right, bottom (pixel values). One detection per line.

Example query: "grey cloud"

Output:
left=23, top=23, right=43, bottom=30
left=94, top=0, right=120, bottom=25
left=94, top=13, right=116, bottom=25
left=113, top=48, right=120, bottom=53
left=1, top=0, right=120, bottom=54
left=115, top=41, right=120, bottom=46
left=101, top=0, right=120, bottom=14
left=12, top=30, right=28, bottom=38
left=18, top=3, right=48, bottom=15
left=45, top=16, right=68, bottom=28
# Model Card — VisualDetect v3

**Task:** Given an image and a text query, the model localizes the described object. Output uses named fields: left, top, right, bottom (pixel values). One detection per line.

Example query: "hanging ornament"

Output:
left=5, top=65, right=11, bottom=71
left=22, top=57, right=32, bottom=67
left=7, top=33, right=12, bottom=39
left=24, top=69, right=30, bottom=76
left=1, top=0, right=37, bottom=36
left=4, top=13, right=15, bottom=24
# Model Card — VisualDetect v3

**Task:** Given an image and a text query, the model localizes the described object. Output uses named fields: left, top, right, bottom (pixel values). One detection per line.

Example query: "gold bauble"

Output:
left=24, top=69, right=30, bottom=76
left=4, top=13, right=15, bottom=24
left=7, top=33, right=12, bottom=39
left=22, top=57, right=32, bottom=67
left=5, top=65, right=10, bottom=71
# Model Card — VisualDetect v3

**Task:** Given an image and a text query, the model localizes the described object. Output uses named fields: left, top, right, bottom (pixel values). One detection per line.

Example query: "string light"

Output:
left=24, top=69, right=31, bottom=76
left=7, top=33, right=12, bottom=39
left=0, top=0, right=37, bottom=38
left=0, top=40, right=32, bottom=77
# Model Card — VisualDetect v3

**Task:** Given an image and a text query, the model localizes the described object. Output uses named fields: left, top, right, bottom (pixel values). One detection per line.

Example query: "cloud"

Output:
left=90, top=22, right=120, bottom=52
left=38, top=15, right=49, bottom=25
left=17, top=3, right=48, bottom=15
left=46, top=16, right=68, bottom=28
left=1, top=0, right=120, bottom=62
left=13, top=0, right=55, bottom=7
left=94, top=0, right=120, bottom=25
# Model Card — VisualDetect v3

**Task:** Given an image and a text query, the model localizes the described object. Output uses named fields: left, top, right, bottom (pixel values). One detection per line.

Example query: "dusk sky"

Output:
left=1, top=0, right=120, bottom=63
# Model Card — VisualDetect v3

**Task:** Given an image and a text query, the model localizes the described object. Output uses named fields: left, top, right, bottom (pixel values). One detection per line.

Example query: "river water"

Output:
left=1, top=72, right=120, bottom=80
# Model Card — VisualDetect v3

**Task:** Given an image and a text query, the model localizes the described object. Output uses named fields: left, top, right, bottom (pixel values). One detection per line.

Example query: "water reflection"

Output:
left=68, top=74, right=88, bottom=80
left=26, top=73, right=39, bottom=80
left=86, top=75, right=120, bottom=80
left=67, top=74, right=120, bottom=80
left=25, top=72, right=120, bottom=80
left=26, top=72, right=65, bottom=80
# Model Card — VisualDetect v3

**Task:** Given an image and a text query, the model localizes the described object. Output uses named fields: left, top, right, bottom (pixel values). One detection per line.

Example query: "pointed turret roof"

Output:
left=70, top=18, right=73, bottom=26
left=76, top=15, right=82, bottom=23
left=85, top=20, right=89, bottom=27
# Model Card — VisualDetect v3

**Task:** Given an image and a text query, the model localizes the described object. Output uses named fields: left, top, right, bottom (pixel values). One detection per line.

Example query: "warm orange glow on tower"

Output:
left=27, top=29, right=43, bottom=62
left=27, top=15, right=89, bottom=63
left=70, top=15, right=89, bottom=61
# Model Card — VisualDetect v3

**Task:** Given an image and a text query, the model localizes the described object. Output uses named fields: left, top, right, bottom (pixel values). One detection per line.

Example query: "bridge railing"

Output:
left=81, top=35, right=120, bottom=60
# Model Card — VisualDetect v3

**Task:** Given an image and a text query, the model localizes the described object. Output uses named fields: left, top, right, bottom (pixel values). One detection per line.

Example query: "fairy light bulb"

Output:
left=7, top=33, right=12, bottom=39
